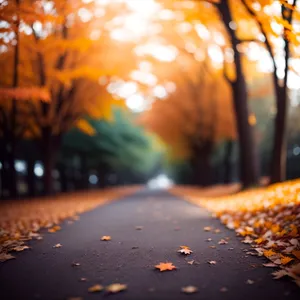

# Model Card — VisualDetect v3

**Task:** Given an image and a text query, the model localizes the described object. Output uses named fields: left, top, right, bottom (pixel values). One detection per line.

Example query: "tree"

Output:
left=241, top=0, right=299, bottom=182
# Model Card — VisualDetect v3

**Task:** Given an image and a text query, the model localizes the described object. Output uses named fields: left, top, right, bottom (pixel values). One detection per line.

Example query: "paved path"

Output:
left=0, top=190, right=298, bottom=300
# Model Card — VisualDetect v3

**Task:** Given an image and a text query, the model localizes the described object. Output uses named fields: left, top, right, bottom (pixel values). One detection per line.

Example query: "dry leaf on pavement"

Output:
left=218, top=239, right=228, bottom=245
left=155, top=262, right=176, bottom=272
left=178, top=246, right=193, bottom=255
left=88, top=284, right=104, bottom=293
left=106, top=283, right=127, bottom=293
left=48, top=225, right=61, bottom=233
left=181, top=286, right=198, bottom=294
left=208, top=260, right=217, bottom=265
left=53, top=243, right=62, bottom=248
left=101, top=236, right=111, bottom=241
left=0, top=253, right=15, bottom=262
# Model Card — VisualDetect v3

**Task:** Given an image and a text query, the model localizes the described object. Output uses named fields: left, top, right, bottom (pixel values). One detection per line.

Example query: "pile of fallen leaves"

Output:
left=171, top=180, right=300, bottom=287
left=0, top=186, right=140, bottom=262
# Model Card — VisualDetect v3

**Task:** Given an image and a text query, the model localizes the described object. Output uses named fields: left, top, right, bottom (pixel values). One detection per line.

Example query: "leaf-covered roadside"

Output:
left=0, top=187, right=140, bottom=261
left=171, top=180, right=300, bottom=287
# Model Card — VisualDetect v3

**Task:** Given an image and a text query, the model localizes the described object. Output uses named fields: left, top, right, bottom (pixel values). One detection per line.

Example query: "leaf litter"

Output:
left=171, top=180, right=300, bottom=287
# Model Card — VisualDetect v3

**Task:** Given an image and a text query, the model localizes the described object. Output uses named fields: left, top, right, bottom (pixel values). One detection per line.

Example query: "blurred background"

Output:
left=0, top=0, right=300, bottom=199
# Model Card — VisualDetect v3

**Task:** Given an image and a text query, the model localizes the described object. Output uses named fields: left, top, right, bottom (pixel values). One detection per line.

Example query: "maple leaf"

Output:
left=155, top=262, right=176, bottom=272
left=0, top=253, right=15, bottom=262
left=53, top=243, right=62, bottom=248
left=178, top=246, right=193, bottom=255
left=242, top=236, right=253, bottom=244
left=281, top=256, right=294, bottom=265
left=208, top=260, right=217, bottom=265
left=101, top=236, right=111, bottom=241
left=88, top=284, right=104, bottom=293
left=181, top=286, right=198, bottom=294
left=105, top=283, right=127, bottom=293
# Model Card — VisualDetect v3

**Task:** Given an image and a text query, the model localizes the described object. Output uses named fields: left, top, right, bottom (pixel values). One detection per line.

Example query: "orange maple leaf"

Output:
left=155, top=262, right=176, bottom=272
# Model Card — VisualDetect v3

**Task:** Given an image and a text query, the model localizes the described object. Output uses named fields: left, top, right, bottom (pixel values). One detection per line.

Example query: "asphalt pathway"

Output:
left=0, top=190, right=299, bottom=300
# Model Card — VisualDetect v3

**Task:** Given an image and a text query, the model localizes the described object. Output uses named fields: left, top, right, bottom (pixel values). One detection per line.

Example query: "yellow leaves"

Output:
left=155, top=262, right=177, bottom=272
left=105, top=283, right=127, bottom=294
left=88, top=284, right=104, bottom=293
left=263, top=249, right=277, bottom=258
left=48, top=225, right=61, bottom=233
left=281, top=256, right=294, bottom=265
left=76, top=119, right=96, bottom=136
left=101, top=236, right=111, bottom=241
left=255, top=237, right=265, bottom=244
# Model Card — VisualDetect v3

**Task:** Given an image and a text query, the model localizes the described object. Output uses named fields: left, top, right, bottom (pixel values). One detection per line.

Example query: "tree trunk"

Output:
left=217, top=0, right=259, bottom=188
left=191, top=142, right=213, bottom=186
left=224, top=139, right=234, bottom=184
left=41, top=128, right=60, bottom=195
left=27, top=157, right=35, bottom=197
left=58, top=164, right=68, bottom=193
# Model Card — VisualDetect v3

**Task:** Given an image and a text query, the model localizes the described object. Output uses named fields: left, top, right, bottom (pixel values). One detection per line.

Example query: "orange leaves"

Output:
left=48, top=225, right=61, bottom=233
left=88, top=284, right=104, bottom=293
left=178, top=245, right=193, bottom=255
left=101, top=236, right=111, bottom=241
left=106, top=283, right=127, bottom=294
left=155, top=262, right=177, bottom=272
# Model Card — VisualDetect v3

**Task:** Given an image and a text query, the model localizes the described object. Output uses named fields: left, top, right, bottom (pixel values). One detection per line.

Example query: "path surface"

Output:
left=0, top=190, right=298, bottom=300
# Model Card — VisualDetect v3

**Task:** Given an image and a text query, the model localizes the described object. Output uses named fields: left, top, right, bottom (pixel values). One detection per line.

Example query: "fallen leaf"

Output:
left=206, top=238, right=212, bottom=242
left=155, top=262, right=176, bottom=272
left=0, top=253, right=15, bottom=262
left=88, top=284, right=104, bottom=293
left=263, top=262, right=278, bottom=267
left=72, top=262, right=80, bottom=267
left=181, top=286, right=198, bottom=294
left=12, top=245, right=30, bottom=252
left=218, top=239, right=228, bottom=245
left=187, top=260, right=195, bottom=265
left=242, top=236, right=253, bottom=244
left=292, top=250, right=300, bottom=260
left=246, top=279, right=254, bottom=284
left=79, top=277, right=87, bottom=282
left=48, top=225, right=61, bottom=233
left=210, top=246, right=216, bottom=249
left=178, top=246, right=193, bottom=255
left=53, top=243, right=62, bottom=248
left=101, top=236, right=111, bottom=241
left=214, top=229, right=221, bottom=233
left=272, top=269, right=288, bottom=279
left=208, top=260, right=217, bottom=265
left=204, top=226, right=211, bottom=232
left=281, top=256, right=294, bottom=265
left=105, top=283, right=127, bottom=293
